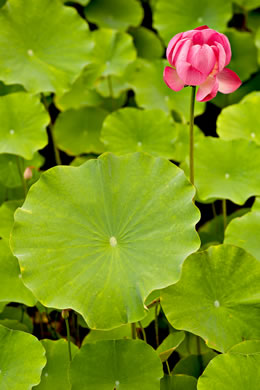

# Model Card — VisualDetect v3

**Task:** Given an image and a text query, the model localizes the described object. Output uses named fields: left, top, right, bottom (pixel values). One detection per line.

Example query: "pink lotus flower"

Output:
left=163, top=26, right=241, bottom=102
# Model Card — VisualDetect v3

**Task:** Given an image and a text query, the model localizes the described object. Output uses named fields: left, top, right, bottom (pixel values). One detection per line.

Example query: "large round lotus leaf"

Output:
left=0, top=240, right=36, bottom=306
left=0, top=153, right=44, bottom=188
left=0, top=92, right=49, bottom=159
left=11, top=152, right=200, bottom=329
left=129, top=59, right=205, bottom=122
left=70, top=339, right=163, bottom=390
left=53, top=107, right=107, bottom=156
left=160, top=375, right=197, bottom=390
left=217, top=92, right=260, bottom=145
left=181, top=137, right=260, bottom=205
left=129, top=27, right=164, bottom=60
left=235, top=0, right=260, bottom=10
left=101, top=108, right=177, bottom=159
left=0, top=0, right=91, bottom=94
left=153, top=0, right=232, bottom=45
left=197, top=352, right=260, bottom=390
left=0, top=324, right=46, bottom=389
left=89, top=29, right=136, bottom=78
left=34, top=339, right=78, bottom=390
left=161, top=244, right=260, bottom=352
left=0, top=199, right=23, bottom=241
left=85, top=0, right=143, bottom=31
left=224, top=200, right=260, bottom=261
left=229, top=339, right=260, bottom=354
left=224, top=29, right=258, bottom=81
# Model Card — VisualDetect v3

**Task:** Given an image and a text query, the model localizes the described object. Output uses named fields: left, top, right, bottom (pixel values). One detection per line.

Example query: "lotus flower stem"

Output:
left=155, top=301, right=160, bottom=347
left=189, top=86, right=196, bottom=185
left=222, top=199, right=227, bottom=231
left=131, top=323, right=137, bottom=339
left=62, top=310, right=72, bottom=362
left=138, top=321, right=147, bottom=342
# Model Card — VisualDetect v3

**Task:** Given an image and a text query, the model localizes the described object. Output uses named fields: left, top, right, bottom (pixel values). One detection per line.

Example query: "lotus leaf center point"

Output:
left=110, top=236, right=117, bottom=247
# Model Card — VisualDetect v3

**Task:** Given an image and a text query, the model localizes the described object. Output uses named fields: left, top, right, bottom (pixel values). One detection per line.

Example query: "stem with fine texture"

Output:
left=222, top=199, right=227, bottom=231
left=138, top=321, right=147, bottom=342
left=16, top=156, right=28, bottom=197
left=131, top=323, right=137, bottom=339
left=189, top=86, right=196, bottom=185
left=155, top=302, right=160, bottom=347
left=65, top=316, right=72, bottom=362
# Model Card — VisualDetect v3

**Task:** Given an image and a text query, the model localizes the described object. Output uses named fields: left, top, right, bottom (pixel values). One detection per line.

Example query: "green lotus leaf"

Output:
left=0, top=319, right=30, bottom=332
left=153, top=0, right=232, bottom=45
left=157, top=331, right=185, bottom=362
left=224, top=199, right=260, bottom=261
left=224, top=29, right=258, bottom=81
left=0, top=0, right=91, bottom=94
left=176, top=333, right=212, bottom=357
left=0, top=324, right=46, bottom=389
left=0, top=81, right=25, bottom=96
left=0, top=240, right=36, bottom=306
left=0, top=303, right=6, bottom=312
left=129, top=27, right=164, bottom=59
left=0, top=183, right=24, bottom=204
left=101, top=107, right=178, bottom=159
left=0, top=199, right=23, bottom=241
left=255, top=27, right=260, bottom=64
left=181, top=137, right=260, bottom=205
left=0, top=153, right=44, bottom=188
left=172, top=352, right=217, bottom=378
left=161, top=244, right=260, bottom=352
left=0, top=306, right=33, bottom=333
left=160, top=374, right=197, bottom=390
left=54, top=107, right=107, bottom=156
left=70, top=339, right=163, bottom=390
left=85, top=0, right=143, bottom=31
left=129, top=59, right=205, bottom=122
left=89, top=28, right=136, bottom=78
left=217, top=92, right=260, bottom=145
left=0, top=92, right=49, bottom=159
left=11, top=152, right=200, bottom=329
left=235, top=0, right=260, bottom=10
left=197, top=351, right=260, bottom=389
left=34, top=339, right=78, bottom=390
left=199, top=208, right=250, bottom=248
left=70, top=155, right=97, bottom=167
left=83, top=325, right=132, bottom=344
left=228, top=339, right=260, bottom=354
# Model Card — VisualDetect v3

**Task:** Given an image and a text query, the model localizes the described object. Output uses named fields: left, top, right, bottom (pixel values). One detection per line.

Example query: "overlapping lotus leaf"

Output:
left=85, top=0, right=143, bottom=31
left=129, top=27, right=164, bottom=59
left=129, top=59, right=205, bottom=122
left=224, top=29, right=258, bottom=81
left=11, top=152, right=200, bottom=329
left=0, top=200, right=23, bottom=241
left=217, top=92, right=260, bottom=145
left=228, top=339, right=260, bottom=354
left=197, top=347, right=260, bottom=389
left=101, top=108, right=177, bottom=159
left=70, top=339, right=163, bottom=390
left=0, top=306, right=33, bottom=333
left=172, top=352, right=217, bottom=378
left=224, top=198, right=260, bottom=260
left=0, top=81, right=24, bottom=96
left=89, top=28, right=136, bottom=78
left=0, top=240, right=36, bottom=306
left=181, top=137, right=260, bottom=205
left=0, top=0, right=92, bottom=94
left=161, top=245, right=260, bottom=352
left=0, top=324, right=46, bottom=390
left=235, top=0, right=260, bottom=10
left=0, top=92, right=49, bottom=159
left=157, top=331, right=185, bottom=362
left=54, top=107, right=108, bottom=156
left=153, top=0, right=232, bottom=45
left=34, top=339, right=78, bottom=390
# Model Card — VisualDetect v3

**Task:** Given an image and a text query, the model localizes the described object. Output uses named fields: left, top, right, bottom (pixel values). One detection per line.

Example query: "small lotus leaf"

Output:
left=224, top=199, right=260, bottom=260
left=0, top=0, right=92, bottom=94
left=161, top=245, right=260, bottom=352
left=85, top=0, right=143, bottom=31
left=34, top=339, right=78, bottom=390
left=89, top=28, right=136, bottom=78
left=160, top=374, right=197, bottom=390
left=176, top=333, right=212, bottom=357
left=129, top=59, right=205, bottom=122
left=217, top=92, right=260, bottom=145
left=197, top=350, right=260, bottom=389
left=101, top=108, right=177, bottom=159
left=0, top=240, right=36, bottom=306
left=224, top=29, right=258, bottom=81
left=172, top=352, right=217, bottom=378
left=181, top=137, right=260, bottom=205
left=54, top=107, right=107, bottom=156
left=157, top=331, right=185, bottom=362
left=129, top=27, right=164, bottom=59
left=153, top=0, right=232, bottom=45
left=70, top=339, right=163, bottom=390
left=0, top=306, right=33, bottom=333
left=11, top=152, right=200, bottom=329
left=0, top=92, right=49, bottom=159
left=0, top=324, right=46, bottom=389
